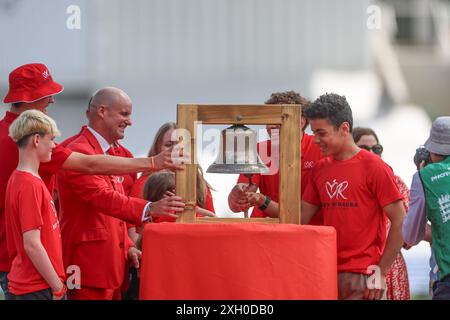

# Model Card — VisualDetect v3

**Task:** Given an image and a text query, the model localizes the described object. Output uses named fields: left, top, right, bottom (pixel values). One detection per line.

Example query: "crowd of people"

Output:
left=0, top=63, right=449, bottom=300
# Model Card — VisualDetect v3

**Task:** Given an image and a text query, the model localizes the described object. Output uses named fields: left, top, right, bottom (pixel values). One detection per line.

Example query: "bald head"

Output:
left=86, top=87, right=133, bottom=144
left=88, top=87, right=131, bottom=113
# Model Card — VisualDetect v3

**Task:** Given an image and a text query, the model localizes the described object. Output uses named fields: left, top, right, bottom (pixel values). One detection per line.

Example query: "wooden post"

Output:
left=176, top=105, right=198, bottom=223
left=279, top=105, right=301, bottom=224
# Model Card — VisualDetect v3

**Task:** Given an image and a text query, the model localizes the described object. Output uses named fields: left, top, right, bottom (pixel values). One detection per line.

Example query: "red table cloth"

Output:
left=139, top=223, right=337, bottom=300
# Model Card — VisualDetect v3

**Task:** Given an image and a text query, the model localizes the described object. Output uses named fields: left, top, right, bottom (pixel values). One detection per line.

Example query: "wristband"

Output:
left=258, top=195, right=271, bottom=211
left=52, top=284, right=67, bottom=298
left=150, top=156, right=155, bottom=170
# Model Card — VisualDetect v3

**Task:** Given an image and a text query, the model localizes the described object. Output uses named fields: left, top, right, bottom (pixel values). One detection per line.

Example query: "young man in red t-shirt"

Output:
left=301, top=93, right=405, bottom=300
left=227, top=91, right=323, bottom=223
left=5, top=110, right=66, bottom=300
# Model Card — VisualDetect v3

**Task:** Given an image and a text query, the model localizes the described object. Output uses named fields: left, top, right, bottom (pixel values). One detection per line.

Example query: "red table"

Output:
left=139, top=223, right=337, bottom=300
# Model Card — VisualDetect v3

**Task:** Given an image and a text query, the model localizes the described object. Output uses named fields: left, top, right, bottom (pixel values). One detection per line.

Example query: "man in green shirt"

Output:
left=403, top=116, right=450, bottom=300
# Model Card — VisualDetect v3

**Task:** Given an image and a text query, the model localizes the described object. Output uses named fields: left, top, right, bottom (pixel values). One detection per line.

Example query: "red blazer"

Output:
left=109, top=143, right=137, bottom=196
left=61, top=126, right=137, bottom=196
left=56, top=127, right=148, bottom=290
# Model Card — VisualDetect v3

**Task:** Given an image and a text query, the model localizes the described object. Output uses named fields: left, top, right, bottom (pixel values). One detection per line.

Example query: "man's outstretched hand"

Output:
left=153, top=145, right=190, bottom=171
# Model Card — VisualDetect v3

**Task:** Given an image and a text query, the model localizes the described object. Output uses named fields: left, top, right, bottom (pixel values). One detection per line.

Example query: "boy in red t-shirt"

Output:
left=228, top=91, right=323, bottom=222
left=302, top=93, right=405, bottom=300
left=5, top=110, right=66, bottom=300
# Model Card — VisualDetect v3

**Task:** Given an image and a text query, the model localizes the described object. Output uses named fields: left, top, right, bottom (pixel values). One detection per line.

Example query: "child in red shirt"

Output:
left=5, top=110, right=66, bottom=300
left=302, top=93, right=405, bottom=300
left=142, top=170, right=215, bottom=225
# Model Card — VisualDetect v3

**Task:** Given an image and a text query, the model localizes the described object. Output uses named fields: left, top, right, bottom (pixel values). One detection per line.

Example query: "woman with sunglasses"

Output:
left=353, top=127, right=410, bottom=300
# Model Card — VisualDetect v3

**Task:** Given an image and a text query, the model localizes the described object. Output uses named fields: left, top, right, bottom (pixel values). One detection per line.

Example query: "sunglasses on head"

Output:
left=359, top=144, right=383, bottom=155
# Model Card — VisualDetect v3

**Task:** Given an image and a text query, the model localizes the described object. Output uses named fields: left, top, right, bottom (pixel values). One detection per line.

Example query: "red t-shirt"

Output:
left=237, top=133, right=323, bottom=221
left=39, top=145, right=73, bottom=194
left=0, top=111, right=72, bottom=272
left=0, top=112, right=20, bottom=272
left=5, top=171, right=65, bottom=295
left=130, top=174, right=149, bottom=199
left=302, top=149, right=402, bottom=274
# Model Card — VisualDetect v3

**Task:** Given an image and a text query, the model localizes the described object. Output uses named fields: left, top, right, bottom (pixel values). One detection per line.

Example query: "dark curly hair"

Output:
left=265, top=91, right=310, bottom=129
left=304, top=93, right=353, bottom=132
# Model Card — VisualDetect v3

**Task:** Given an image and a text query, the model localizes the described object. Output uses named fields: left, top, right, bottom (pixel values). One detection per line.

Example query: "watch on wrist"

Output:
left=145, top=202, right=154, bottom=223
left=258, top=195, right=271, bottom=211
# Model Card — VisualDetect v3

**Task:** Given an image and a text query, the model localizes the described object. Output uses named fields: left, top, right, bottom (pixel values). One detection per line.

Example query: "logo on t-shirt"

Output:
left=50, top=200, right=57, bottom=217
left=438, top=194, right=450, bottom=223
left=115, top=176, right=125, bottom=184
left=49, top=200, right=60, bottom=231
left=325, top=179, right=348, bottom=200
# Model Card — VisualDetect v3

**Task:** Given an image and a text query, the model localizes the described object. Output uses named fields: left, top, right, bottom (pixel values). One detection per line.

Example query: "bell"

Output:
left=207, top=124, right=269, bottom=175
left=207, top=125, right=269, bottom=218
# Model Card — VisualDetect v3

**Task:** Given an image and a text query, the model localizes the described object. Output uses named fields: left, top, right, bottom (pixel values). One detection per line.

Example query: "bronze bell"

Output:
left=207, top=124, right=269, bottom=175
left=207, top=125, right=269, bottom=218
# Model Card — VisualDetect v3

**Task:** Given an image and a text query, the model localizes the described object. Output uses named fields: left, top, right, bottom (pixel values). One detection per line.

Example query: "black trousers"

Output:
left=0, top=271, right=12, bottom=300
left=122, top=267, right=140, bottom=300
left=432, top=275, right=450, bottom=300
left=10, top=288, right=52, bottom=300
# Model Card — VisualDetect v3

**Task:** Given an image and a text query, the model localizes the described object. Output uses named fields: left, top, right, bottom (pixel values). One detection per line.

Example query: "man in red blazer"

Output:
left=59, top=112, right=137, bottom=300
left=57, top=87, right=186, bottom=300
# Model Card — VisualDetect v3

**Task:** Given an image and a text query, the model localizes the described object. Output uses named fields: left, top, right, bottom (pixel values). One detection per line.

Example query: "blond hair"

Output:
left=9, top=110, right=60, bottom=147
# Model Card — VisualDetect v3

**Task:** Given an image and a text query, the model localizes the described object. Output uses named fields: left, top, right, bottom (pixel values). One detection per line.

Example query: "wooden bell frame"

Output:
left=176, top=104, right=301, bottom=224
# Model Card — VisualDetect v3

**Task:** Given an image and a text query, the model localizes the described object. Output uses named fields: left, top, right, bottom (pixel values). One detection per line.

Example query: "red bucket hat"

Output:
left=3, top=63, right=64, bottom=104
